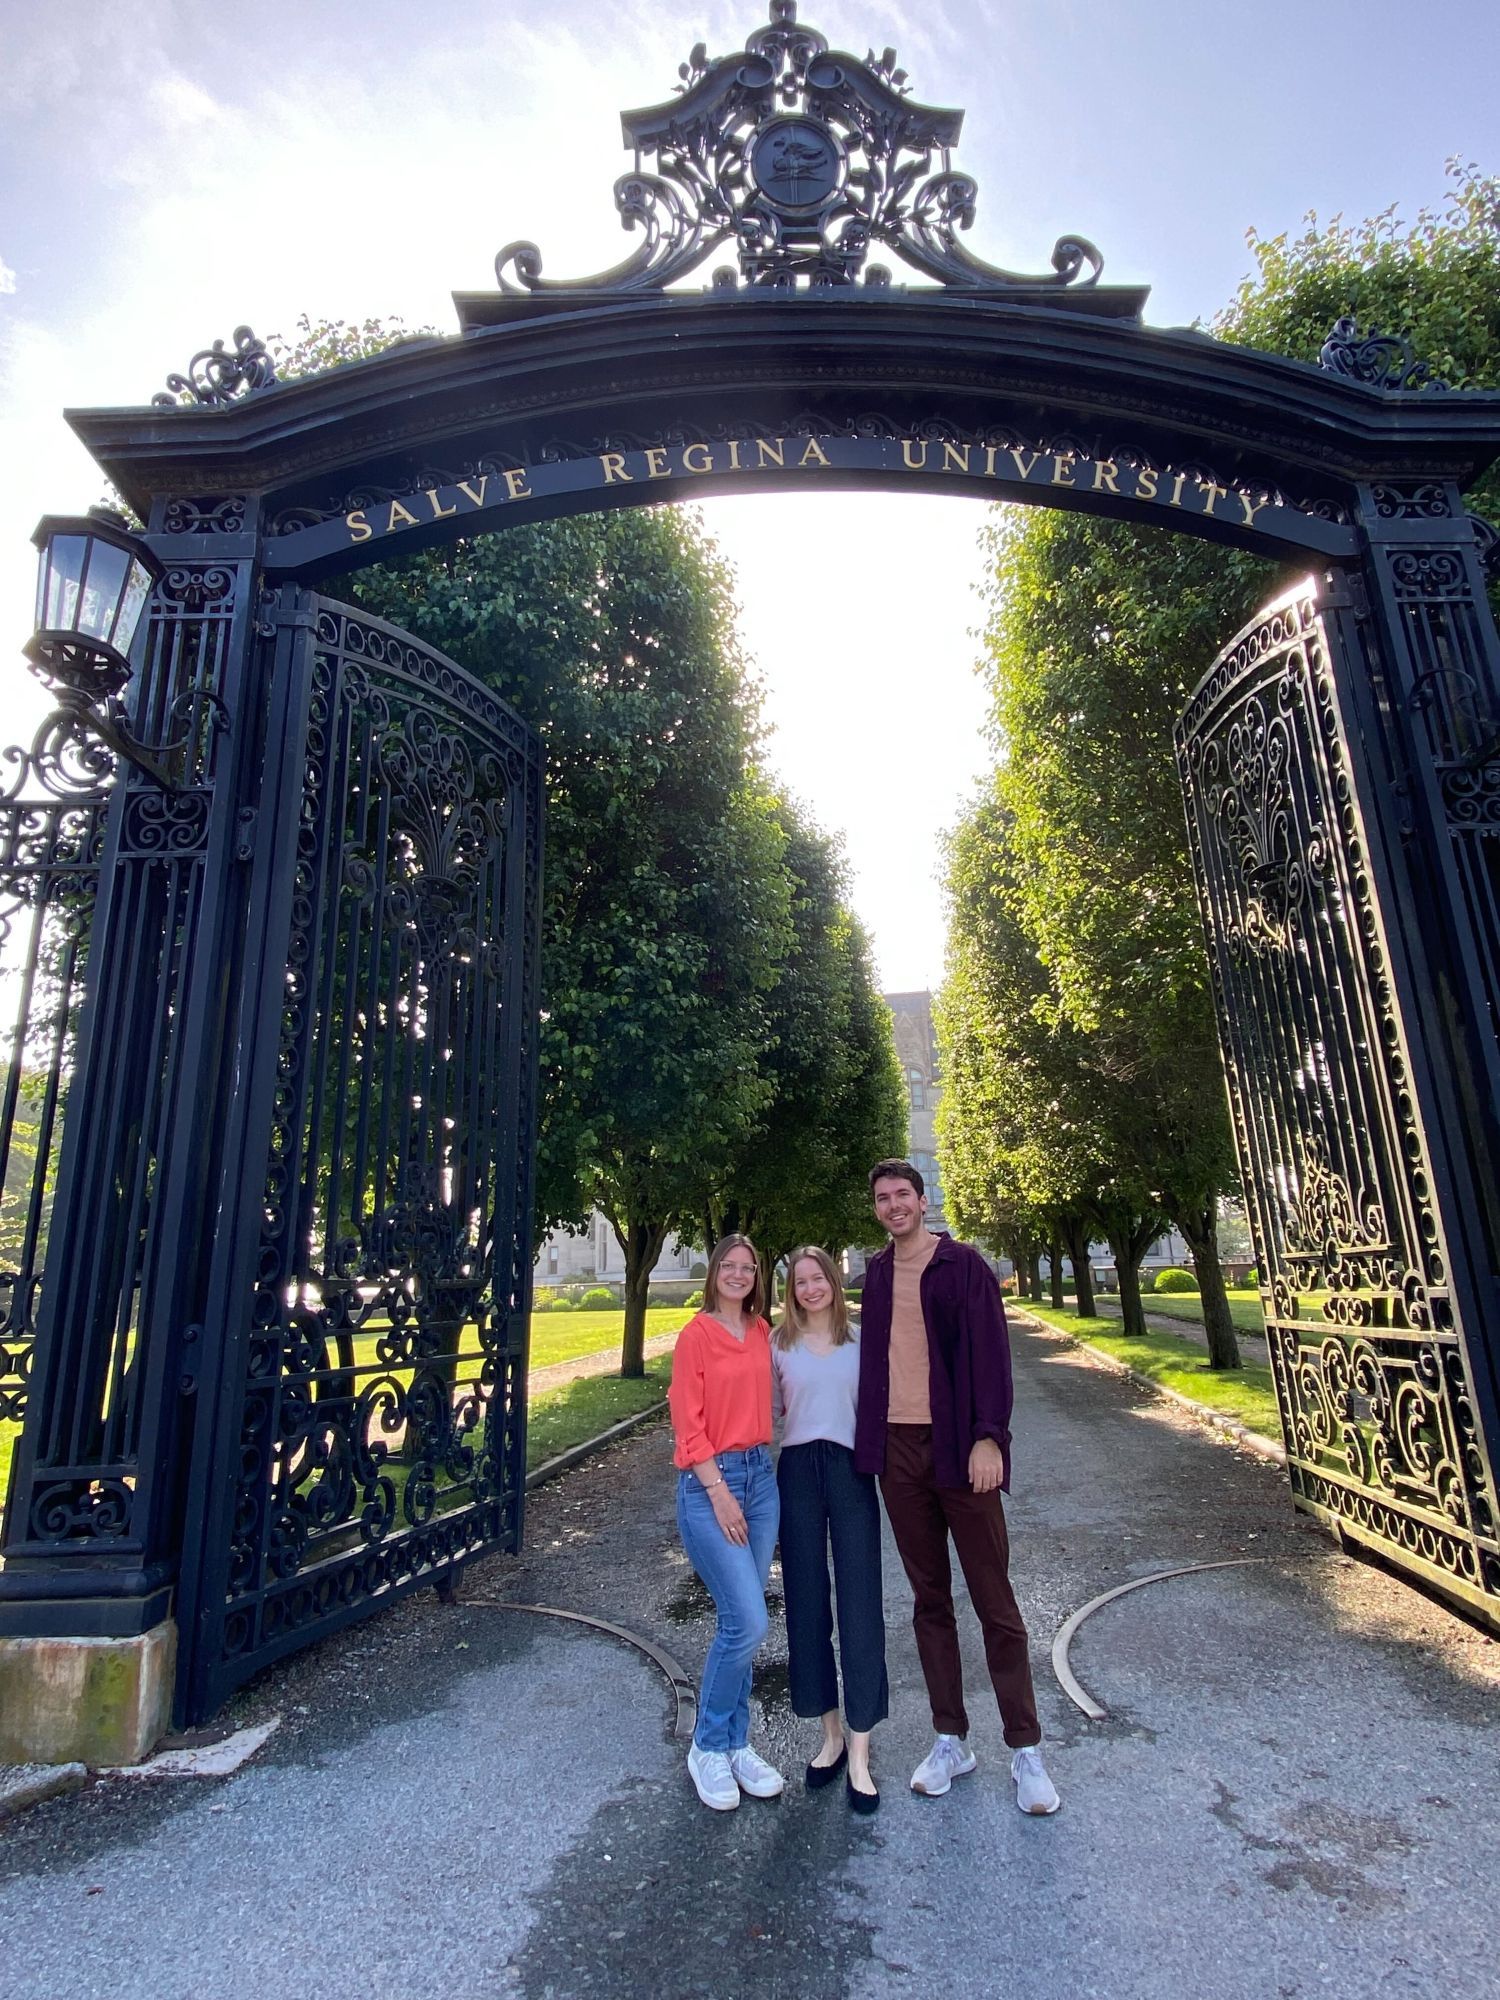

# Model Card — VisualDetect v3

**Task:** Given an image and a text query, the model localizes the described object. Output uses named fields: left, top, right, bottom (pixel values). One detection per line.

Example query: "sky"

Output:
left=1, top=0, right=1497, bottom=989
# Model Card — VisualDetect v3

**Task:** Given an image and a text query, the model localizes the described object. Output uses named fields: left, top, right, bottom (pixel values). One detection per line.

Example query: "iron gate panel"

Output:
left=1177, top=579, right=1500, bottom=1611
left=0, top=748, right=112, bottom=1529
left=187, top=597, right=542, bottom=1713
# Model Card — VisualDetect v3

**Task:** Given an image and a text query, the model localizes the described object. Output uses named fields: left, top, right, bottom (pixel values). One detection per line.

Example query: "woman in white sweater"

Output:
left=772, top=1245, right=888, bottom=1812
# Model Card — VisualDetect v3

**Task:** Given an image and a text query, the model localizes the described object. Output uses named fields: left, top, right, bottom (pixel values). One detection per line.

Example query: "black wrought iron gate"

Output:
left=1178, top=574, right=1500, bottom=1615
left=176, top=594, right=543, bottom=1719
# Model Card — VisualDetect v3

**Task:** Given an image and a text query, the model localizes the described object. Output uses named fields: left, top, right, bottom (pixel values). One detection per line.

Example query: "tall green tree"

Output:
left=937, top=786, right=1163, bottom=1329
left=708, top=796, right=905, bottom=1286
left=964, top=161, right=1500, bottom=1364
left=351, top=510, right=790, bottom=1374
left=979, top=512, right=1250, bottom=1363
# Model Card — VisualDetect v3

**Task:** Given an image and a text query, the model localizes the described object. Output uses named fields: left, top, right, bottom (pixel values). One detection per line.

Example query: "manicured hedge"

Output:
left=1153, top=1267, right=1198, bottom=1293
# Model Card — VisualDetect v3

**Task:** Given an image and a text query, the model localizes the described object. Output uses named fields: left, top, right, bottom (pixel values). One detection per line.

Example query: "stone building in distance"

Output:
left=884, top=989, right=945, bottom=1227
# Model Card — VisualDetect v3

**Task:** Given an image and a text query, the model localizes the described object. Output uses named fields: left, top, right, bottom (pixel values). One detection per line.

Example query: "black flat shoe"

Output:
left=846, top=1775, right=880, bottom=1815
left=805, top=1745, right=848, bottom=1789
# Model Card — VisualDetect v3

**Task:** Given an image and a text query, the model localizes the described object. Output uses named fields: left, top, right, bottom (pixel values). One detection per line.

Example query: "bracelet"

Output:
left=702, top=1477, right=724, bottom=1491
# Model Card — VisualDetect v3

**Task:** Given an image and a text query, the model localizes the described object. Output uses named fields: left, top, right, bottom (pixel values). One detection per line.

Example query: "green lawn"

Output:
left=1128, top=1291, right=1267, bottom=1335
left=1021, top=1303, right=1282, bottom=1440
left=526, top=1353, right=672, bottom=1468
left=525, top=1306, right=689, bottom=1370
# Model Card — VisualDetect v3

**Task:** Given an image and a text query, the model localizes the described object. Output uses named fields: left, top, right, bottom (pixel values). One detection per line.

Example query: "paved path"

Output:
left=3, top=1319, right=1498, bottom=1999
left=527, top=1329, right=677, bottom=1396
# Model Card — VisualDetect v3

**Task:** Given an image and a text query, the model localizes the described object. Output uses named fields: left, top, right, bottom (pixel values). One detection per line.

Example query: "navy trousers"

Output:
left=776, top=1440, right=889, bottom=1733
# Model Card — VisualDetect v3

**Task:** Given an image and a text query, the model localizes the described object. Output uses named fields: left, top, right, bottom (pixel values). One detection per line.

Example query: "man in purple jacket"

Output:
left=855, top=1159, right=1060, bottom=1815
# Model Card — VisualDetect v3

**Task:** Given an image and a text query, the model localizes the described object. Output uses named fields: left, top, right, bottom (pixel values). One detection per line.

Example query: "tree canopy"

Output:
left=282, top=317, right=900, bottom=1371
left=707, top=794, right=906, bottom=1281
left=939, top=161, right=1500, bottom=1364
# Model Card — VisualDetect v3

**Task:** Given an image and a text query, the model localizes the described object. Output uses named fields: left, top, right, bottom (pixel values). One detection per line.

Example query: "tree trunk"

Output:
left=1176, top=1204, right=1241, bottom=1370
left=1026, top=1249, right=1043, bottom=1302
left=1110, top=1232, right=1147, bottom=1339
left=1048, top=1234, right=1065, bottom=1310
left=620, top=1217, right=670, bottom=1378
left=1065, top=1220, right=1096, bottom=1318
left=1107, top=1210, right=1164, bottom=1341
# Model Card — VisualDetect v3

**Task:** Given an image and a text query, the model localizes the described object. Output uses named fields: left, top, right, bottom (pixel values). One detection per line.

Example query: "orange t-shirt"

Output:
left=669, top=1310, right=773, bottom=1468
left=887, top=1234, right=938, bottom=1423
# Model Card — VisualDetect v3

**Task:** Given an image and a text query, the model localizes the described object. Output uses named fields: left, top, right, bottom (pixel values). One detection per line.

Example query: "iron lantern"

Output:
left=25, top=508, right=161, bottom=701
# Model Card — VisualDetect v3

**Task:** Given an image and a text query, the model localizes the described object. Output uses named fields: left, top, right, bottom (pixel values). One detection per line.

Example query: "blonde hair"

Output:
left=775, top=1245, right=852, bottom=1350
left=703, top=1234, right=768, bottom=1322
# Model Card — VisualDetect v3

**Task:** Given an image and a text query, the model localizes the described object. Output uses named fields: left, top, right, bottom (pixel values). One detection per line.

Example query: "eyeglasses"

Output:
left=718, top=1263, right=757, bottom=1278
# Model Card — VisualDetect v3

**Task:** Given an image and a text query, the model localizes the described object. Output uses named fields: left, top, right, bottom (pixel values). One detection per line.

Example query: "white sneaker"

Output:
left=729, top=1745, right=785, bottom=1799
left=910, top=1733, right=977, bottom=1796
left=687, top=1741, right=740, bottom=1811
left=1012, top=1745, right=1061, bottom=1815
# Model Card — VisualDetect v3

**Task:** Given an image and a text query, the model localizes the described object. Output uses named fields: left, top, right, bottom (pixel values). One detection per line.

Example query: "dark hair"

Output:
left=703, top=1234, right=768, bottom=1321
left=868, top=1158, right=924, bottom=1197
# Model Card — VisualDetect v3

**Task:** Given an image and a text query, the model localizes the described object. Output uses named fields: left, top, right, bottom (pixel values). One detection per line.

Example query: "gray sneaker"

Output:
left=729, top=1745, right=785, bottom=1799
left=910, top=1733, right=977, bottom=1796
left=1011, top=1745, right=1061, bottom=1815
left=687, top=1741, right=740, bottom=1811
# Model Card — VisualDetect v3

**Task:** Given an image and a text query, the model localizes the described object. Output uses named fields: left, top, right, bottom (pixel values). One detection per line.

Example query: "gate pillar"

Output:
left=0, top=499, right=267, bottom=1758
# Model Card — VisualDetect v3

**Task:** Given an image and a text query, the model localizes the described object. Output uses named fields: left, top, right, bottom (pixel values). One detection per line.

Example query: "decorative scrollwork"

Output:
left=1319, top=317, right=1449, bottom=392
left=0, top=703, right=117, bottom=804
left=1373, top=483, right=1453, bottom=520
left=162, top=496, right=248, bottom=535
left=1179, top=577, right=1500, bottom=1612
left=1390, top=550, right=1468, bottom=599
left=1208, top=690, right=1327, bottom=950
left=1285, top=1147, right=1389, bottom=1267
left=152, top=327, right=277, bottom=409
left=494, top=1, right=1138, bottom=305
left=213, top=597, right=538, bottom=1699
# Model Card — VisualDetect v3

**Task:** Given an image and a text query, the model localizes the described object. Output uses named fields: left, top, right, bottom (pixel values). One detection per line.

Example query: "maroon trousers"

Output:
left=878, top=1423, right=1041, bottom=1747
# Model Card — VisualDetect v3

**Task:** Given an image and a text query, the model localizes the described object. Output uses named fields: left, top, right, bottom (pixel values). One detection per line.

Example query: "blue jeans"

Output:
left=676, top=1445, right=780, bottom=1753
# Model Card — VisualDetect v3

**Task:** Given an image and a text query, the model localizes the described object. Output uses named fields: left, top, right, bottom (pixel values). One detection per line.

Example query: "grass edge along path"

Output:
left=1015, top=1303, right=1283, bottom=1445
left=526, top=1353, right=673, bottom=1471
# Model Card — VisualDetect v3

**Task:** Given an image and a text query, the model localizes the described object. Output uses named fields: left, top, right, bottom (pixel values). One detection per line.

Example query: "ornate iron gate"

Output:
left=0, top=734, right=112, bottom=1536
left=178, top=595, right=543, bottom=1719
left=1177, top=576, right=1500, bottom=1614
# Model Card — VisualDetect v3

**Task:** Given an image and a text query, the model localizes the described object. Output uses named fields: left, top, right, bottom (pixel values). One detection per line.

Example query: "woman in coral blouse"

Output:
left=668, top=1233, right=784, bottom=1812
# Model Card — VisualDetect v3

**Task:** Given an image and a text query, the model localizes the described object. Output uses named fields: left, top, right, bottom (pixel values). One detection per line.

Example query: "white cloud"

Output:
left=0, top=256, right=14, bottom=296
left=148, top=71, right=224, bottom=130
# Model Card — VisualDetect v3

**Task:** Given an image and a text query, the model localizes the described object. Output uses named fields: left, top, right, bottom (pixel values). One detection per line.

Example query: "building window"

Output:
left=907, top=1066, right=925, bottom=1111
left=547, top=1246, right=558, bottom=1274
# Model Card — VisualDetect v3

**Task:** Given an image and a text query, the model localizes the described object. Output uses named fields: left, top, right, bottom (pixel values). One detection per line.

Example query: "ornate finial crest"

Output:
left=152, top=326, right=277, bottom=409
left=494, top=1, right=1120, bottom=300
left=1318, top=316, right=1448, bottom=393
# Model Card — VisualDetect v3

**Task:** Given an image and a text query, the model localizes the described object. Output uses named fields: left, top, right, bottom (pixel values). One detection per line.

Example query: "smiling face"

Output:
left=791, top=1255, right=835, bottom=1316
left=873, top=1173, right=927, bottom=1242
left=706, top=1236, right=762, bottom=1317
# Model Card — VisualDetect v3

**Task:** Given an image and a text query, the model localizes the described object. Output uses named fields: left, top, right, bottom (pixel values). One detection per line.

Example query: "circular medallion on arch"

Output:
left=748, top=115, right=845, bottom=216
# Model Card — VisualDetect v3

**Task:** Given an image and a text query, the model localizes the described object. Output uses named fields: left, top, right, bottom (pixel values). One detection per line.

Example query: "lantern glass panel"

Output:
left=77, top=538, right=130, bottom=644
left=116, top=558, right=155, bottom=655
left=41, top=535, right=88, bottom=632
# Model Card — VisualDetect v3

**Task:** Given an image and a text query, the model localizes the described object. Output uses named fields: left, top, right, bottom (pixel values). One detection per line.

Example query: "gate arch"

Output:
left=5, top=0, right=1500, bottom=1721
